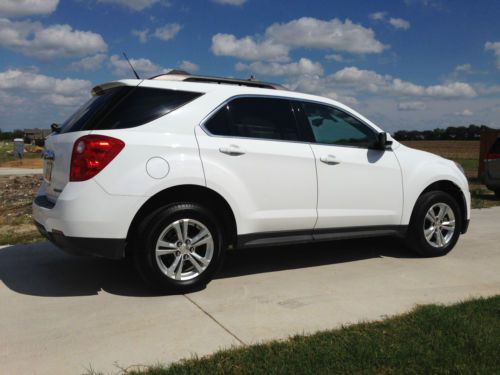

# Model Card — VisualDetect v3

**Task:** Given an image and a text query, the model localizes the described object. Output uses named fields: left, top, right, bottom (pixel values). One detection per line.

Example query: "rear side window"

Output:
left=61, top=87, right=202, bottom=133
left=204, top=97, right=299, bottom=141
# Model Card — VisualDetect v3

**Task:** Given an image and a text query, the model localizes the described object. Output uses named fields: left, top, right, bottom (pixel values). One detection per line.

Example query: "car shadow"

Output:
left=0, top=238, right=417, bottom=298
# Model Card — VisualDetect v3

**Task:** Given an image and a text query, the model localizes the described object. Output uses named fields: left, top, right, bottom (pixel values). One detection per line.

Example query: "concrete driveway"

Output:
left=0, top=168, right=42, bottom=176
left=1, top=208, right=499, bottom=374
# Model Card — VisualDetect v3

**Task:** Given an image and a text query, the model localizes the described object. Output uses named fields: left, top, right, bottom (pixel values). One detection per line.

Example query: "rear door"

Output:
left=196, top=96, right=317, bottom=236
left=294, top=100, right=403, bottom=230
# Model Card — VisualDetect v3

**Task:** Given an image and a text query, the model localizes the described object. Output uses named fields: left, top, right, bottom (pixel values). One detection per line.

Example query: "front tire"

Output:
left=406, top=191, right=462, bottom=257
left=134, top=202, right=225, bottom=293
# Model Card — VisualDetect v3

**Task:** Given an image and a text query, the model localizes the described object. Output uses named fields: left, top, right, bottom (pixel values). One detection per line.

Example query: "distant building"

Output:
left=23, top=128, right=52, bottom=141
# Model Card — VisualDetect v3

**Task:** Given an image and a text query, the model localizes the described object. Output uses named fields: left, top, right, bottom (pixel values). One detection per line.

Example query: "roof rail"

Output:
left=149, top=71, right=288, bottom=91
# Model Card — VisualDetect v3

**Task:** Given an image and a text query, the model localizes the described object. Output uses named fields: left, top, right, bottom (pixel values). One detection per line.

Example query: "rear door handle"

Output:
left=320, top=154, right=341, bottom=165
left=219, top=145, right=246, bottom=156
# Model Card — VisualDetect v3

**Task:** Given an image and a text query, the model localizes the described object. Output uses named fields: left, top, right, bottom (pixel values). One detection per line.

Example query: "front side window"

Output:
left=204, top=97, right=299, bottom=141
left=300, top=102, right=377, bottom=148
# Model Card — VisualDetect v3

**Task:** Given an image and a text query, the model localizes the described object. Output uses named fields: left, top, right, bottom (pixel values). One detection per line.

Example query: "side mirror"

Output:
left=376, top=132, right=393, bottom=150
left=50, top=123, right=61, bottom=133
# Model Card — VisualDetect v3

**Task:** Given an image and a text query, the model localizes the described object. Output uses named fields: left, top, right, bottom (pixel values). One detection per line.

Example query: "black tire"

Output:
left=406, top=191, right=462, bottom=257
left=495, top=190, right=500, bottom=199
left=133, top=202, right=226, bottom=293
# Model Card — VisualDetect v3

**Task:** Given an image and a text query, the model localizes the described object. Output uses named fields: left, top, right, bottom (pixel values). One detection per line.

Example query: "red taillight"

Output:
left=70, top=135, right=125, bottom=181
left=486, top=153, right=500, bottom=161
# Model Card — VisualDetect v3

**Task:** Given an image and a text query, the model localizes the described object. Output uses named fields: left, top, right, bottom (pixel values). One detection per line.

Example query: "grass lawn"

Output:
left=100, top=296, right=500, bottom=375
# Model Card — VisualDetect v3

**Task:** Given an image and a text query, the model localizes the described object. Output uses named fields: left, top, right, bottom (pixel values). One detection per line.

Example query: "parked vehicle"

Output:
left=33, top=73, right=471, bottom=292
left=483, top=137, right=500, bottom=198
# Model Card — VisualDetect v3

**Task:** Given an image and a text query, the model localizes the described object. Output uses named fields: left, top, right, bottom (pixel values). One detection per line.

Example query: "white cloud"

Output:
left=67, top=54, right=106, bottom=71
left=404, top=0, right=443, bottom=9
left=330, top=66, right=477, bottom=98
left=0, top=0, right=59, bottom=17
left=109, top=54, right=168, bottom=77
left=389, top=17, right=410, bottom=30
left=132, top=28, right=149, bottom=43
left=325, top=54, right=344, bottom=62
left=370, top=11, right=410, bottom=30
left=0, top=18, right=107, bottom=59
left=153, top=23, right=182, bottom=41
left=97, top=0, right=160, bottom=11
left=211, top=17, right=387, bottom=62
left=0, top=69, right=94, bottom=129
left=179, top=60, right=199, bottom=72
left=454, top=109, right=473, bottom=116
left=369, top=12, right=387, bottom=21
left=266, top=17, right=388, bottom=53
left=131, top=24, right=182, bottom=43
left=398, top=101, right=427, bottom=110
left=485, top=41, right=500, bottom=69
left=211, top=33, right=289, bottom=62
left=212, top=0, right=246, bottom=5
left=0, top=69, right=91, bottom=111
left=235, top=58, right=323, bottom=77
left=454, top=63, right=472, bottom=73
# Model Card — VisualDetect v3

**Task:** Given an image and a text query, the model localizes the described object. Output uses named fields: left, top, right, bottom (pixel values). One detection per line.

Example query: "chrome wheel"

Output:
left=423, top=203, right=456, bottom=248
left=155, top=218, right=214, bottom=281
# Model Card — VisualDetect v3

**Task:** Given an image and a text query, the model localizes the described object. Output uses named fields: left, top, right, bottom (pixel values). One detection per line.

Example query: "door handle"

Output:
left=219, top=145, right=246, bottom=156
left=320, top=154, right=340, bottom=165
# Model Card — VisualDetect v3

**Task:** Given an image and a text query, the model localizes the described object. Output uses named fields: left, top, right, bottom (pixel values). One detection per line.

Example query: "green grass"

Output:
left=451, top=159, right=500, bottom=209
left=115, top=296, right=500, bottom=375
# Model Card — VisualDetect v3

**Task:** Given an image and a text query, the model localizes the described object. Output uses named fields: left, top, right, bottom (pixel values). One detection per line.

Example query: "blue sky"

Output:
left=0, top=0, right=499, bottom=132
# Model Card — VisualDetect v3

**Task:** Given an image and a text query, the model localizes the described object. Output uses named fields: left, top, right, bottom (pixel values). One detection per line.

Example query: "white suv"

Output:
left=33, top=73, right=471, bottom=292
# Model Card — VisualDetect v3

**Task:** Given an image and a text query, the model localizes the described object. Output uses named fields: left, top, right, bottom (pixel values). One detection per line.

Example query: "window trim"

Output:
left=199, top=94, right=382, bottom=149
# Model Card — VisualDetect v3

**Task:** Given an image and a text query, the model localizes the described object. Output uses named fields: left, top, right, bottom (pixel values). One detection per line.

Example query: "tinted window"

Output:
left=300, top=102, right=376, bottom=147
left=61, top=87, right=201, bottom=133
left=204, top=104, right=231, bottom=136
left=490, top=138, right=500, bottom=153
left=205, top=97, right=299, bottom=141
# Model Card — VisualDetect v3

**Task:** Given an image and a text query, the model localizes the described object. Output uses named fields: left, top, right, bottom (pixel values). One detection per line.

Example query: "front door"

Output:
left=296, top=101, right=403, bottom=229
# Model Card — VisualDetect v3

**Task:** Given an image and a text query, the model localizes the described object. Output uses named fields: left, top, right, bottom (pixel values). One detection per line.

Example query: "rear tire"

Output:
left=133, top=202, right=225, bottom=293
left=494, top=190, right=500, bottom=199
left=406, top=191, right=462, bottom=257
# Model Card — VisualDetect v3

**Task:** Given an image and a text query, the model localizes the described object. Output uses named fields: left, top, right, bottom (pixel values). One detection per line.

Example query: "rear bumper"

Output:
left=32, top=179, right=146, bottom=259
left=35, top=220, right=126, bottom=259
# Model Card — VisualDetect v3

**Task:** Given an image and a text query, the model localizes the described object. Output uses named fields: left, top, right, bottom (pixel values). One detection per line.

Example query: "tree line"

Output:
left=0, top=129, right=24, bottom=141
left=393, top=125, right=493, bottom=141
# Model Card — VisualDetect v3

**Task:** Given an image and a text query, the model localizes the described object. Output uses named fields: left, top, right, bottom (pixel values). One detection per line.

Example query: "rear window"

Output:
left=490, top=138, right=500, bottom=153
left=60, top=87, right=202, bottom=133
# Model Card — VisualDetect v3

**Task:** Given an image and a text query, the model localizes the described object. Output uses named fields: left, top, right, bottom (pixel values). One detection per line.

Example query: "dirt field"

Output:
left=0, top=175, right=43, bottom=244
left=401, top=140, right=480, bottom=160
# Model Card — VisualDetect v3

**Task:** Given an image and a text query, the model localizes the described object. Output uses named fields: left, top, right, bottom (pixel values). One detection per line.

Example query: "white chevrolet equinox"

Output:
left=33, top=72, right=471, bottom=292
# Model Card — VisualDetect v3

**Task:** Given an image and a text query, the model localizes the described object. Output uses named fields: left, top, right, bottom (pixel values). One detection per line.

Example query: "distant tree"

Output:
left=393, top=124, right=493, bottom=141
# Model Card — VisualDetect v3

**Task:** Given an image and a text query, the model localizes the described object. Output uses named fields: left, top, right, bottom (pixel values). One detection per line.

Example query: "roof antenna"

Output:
left=122, top=52, right=140, bottom=79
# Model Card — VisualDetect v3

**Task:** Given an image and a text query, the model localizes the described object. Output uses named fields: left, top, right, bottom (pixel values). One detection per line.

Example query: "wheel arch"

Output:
left=412, top=180, right=468, bottom=234
left=126, top=184, right=238, bottom=254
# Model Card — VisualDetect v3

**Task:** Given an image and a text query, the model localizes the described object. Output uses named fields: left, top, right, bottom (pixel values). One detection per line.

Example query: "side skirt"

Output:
left=237, top=225, right=408, bottom=249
